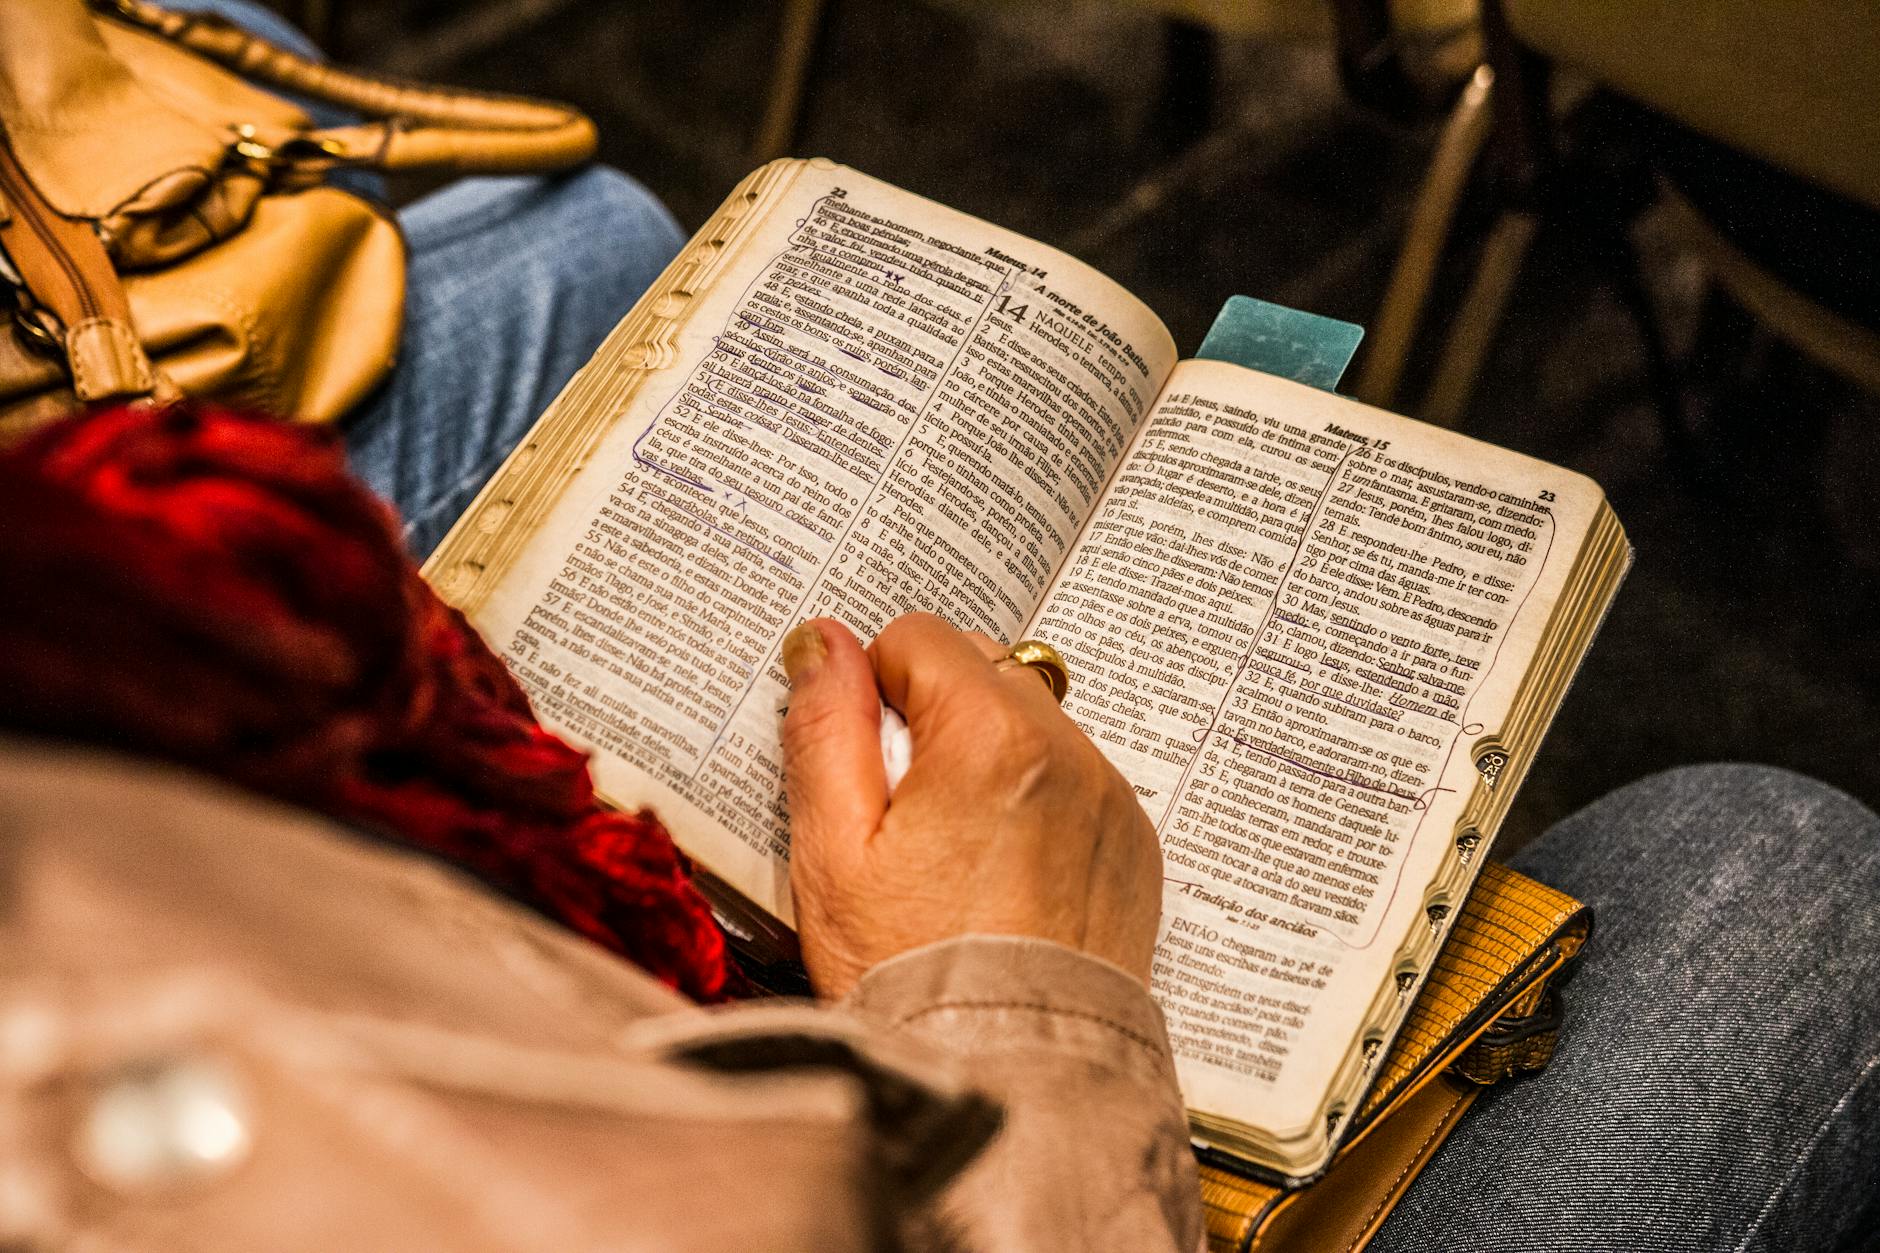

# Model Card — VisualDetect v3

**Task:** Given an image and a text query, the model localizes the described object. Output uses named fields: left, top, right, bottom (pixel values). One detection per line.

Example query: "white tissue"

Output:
left=878, top=703, right=912, bottom=794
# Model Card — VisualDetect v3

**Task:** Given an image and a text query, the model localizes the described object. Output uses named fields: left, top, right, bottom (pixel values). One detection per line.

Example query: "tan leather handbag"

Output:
left=0, top=0, right=598, bottom=440
left=1199, top=861, right=1591, bottom=1251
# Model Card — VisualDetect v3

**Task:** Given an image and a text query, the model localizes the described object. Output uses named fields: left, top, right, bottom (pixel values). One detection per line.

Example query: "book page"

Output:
left=1027, top=359, right=1601, bottom=1135
left=465, top=163, right=1176, bottom=923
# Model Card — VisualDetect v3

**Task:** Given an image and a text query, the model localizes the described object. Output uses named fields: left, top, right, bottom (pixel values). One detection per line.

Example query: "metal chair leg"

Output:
left=1420, top=209, right=1538, bottom=428
left=750, top=0, right=832, bottom=163
left=1352, top=64, right=1495, bottom=411
left=1662, top=187, right=1880, bottom=397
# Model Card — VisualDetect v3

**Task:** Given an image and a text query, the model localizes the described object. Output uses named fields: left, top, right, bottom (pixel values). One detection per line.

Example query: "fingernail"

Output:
left=781, top=620, right=827, bottom=684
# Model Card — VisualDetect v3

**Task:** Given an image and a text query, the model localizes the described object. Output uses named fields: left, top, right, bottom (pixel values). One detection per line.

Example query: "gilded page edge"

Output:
left=422, top=159, right=809, bottom=611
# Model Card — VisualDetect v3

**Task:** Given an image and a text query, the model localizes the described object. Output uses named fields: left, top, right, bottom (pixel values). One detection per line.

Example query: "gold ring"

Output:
left=995, top=639, right=1070, bottom=703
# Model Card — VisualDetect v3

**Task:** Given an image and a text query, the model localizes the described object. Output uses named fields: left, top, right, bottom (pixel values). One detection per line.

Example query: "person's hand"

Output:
left=780, top=613, right=1162, bottom=999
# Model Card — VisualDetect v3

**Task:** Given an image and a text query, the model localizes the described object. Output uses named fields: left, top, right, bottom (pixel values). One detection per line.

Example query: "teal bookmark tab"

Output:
left=1194, top=295, right=1364, bottom=392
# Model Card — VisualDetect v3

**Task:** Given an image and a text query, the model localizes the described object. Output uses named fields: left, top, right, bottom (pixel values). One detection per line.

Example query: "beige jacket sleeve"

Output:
left=845, top=936, right=1206, bottom=1252
left=0, top=741, right=1203, bottom=1252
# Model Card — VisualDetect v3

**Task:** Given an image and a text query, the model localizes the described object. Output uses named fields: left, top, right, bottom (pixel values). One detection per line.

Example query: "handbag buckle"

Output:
left=12, top=304, right=63, bottom=357
left=231, top=125, right=350, bottom=170
left=0, top=248, right=65, bottom=360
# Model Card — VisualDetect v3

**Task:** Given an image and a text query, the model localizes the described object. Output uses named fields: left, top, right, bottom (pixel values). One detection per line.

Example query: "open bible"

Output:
left=425, top=158, right=1630, bottom=1183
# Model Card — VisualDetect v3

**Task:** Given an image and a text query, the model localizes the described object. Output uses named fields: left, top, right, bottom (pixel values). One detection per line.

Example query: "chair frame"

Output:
left=1358, top=0, right=1880, bottom=429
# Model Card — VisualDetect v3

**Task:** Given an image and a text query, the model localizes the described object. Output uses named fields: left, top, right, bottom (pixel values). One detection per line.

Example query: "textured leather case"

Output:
left=1197, top=861, right=1591, bottom=1252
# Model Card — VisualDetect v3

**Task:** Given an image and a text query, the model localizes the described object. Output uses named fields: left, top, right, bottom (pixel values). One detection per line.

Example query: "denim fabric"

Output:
left=341, top=171, right=683, bottom=555
left=1375, top=765, right=1880, bottom=1253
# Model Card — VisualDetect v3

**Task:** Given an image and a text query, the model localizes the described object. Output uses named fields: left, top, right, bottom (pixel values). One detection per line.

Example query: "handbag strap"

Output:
left=96, top=0, right=597, bottom=175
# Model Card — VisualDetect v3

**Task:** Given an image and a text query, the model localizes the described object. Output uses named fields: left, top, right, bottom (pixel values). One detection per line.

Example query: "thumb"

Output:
left=781, top=618, right=888, bottom=855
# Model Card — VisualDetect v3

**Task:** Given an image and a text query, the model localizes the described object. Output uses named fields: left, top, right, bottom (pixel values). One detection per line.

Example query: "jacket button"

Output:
left=75, top=1057, right=253, bottom=1193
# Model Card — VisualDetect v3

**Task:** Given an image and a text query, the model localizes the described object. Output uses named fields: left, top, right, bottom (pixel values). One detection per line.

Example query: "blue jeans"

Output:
left=186, top=6, right=1880, bottom=1247
left=1375, top=765, right=1880, bottom=1252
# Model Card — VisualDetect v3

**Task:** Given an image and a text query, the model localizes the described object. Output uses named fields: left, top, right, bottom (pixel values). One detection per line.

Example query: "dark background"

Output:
left=320, top=0, right=1876, bottom=847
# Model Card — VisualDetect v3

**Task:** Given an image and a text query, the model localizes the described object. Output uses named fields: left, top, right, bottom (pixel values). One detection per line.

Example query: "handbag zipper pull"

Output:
left=0, top=137, right=157, bottom=403
left=0, top=243, right=65, bottom=359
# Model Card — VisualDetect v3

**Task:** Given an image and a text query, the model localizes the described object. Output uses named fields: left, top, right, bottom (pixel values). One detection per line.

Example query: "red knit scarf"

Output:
left=0, top=404, right=729, bottom=1002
